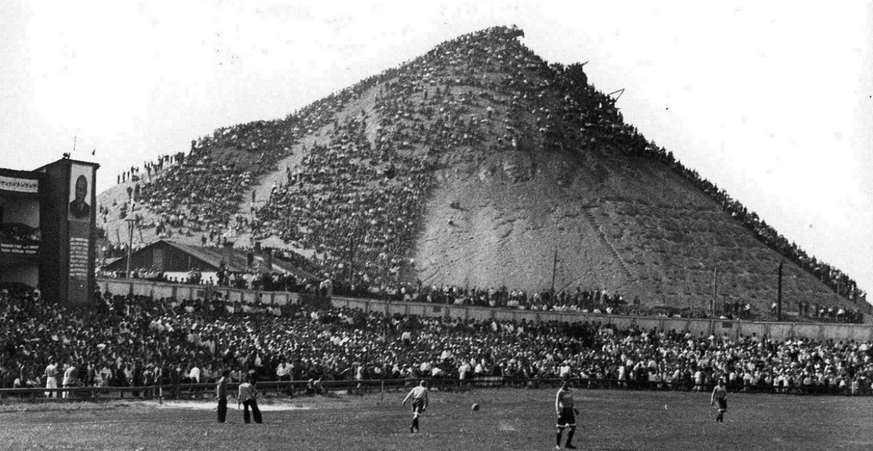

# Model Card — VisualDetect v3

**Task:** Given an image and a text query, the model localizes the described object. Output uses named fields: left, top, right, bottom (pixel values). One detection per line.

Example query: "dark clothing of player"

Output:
left=412, top=398, right=426, bottom=415
left=217, top=397, right=228, bottom=423
left=557, top=407, right=577, bottom=428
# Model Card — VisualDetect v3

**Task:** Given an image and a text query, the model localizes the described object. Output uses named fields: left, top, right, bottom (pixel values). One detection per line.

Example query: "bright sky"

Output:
left=2, top=1, right=871, bottom=298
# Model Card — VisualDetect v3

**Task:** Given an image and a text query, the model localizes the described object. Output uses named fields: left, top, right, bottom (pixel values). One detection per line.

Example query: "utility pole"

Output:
left=550, top=245, right=558, bottom=293
left=777, top=261, right=784, bottom=321
left=347, top=234, right=355, bottom=288
left=125, top=218, right=135, bottom=278
left=689, top=267, right=693, bottom=317
left=712, top=268, right=718, bottom=319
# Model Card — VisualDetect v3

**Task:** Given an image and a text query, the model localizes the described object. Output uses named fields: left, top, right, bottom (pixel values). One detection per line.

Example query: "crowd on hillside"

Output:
left=132, top=83, right=358, bottom=234
left=626, top=144, right=866, bottom=305
left=251, top=25, right=632, bottom=287
left=689, top=166, right=863, bottom=304
left=104, top=25, right=862, bottom=307
left=340, top=282, right=864, bottom=324
left=0, top=286, right=871, bottom=398
left=793, top=300, right=865, bottom=324
left=252, top=111, right=432, bottom=288
left=116, top=153, right=186, bottom=185
left=138, top=152, right=254, bottom=229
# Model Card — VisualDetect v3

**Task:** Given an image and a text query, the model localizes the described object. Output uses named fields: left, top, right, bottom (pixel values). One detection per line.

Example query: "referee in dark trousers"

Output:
left=216, top=369, right=230, bottom=423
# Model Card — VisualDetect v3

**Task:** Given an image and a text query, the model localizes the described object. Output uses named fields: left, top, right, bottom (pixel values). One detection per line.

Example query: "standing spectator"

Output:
left=131, top=361, right=144, bottom=398
left=559, top=361, right=572, bottom=379
left=459, top=361, right=472, bottom=386
left=189, top=363, right=201, bottom=384
left=62, top=361, right=78, bottom=399
left=277, top=359, right=293, bottom=396
left=45, top=358, right=58, bottom=398
left=216, top=369, right=230, bottom=423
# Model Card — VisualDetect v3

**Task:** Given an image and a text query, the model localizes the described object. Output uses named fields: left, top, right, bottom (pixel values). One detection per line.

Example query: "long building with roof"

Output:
left=102, top=239, right=319, bottom=281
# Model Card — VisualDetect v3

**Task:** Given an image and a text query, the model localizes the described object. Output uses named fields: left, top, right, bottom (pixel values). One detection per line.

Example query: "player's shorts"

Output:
left=411, top=398, right=425, bottom=414
left=716, top=398, right=727, bottom=411
left=556, top=407, right=576, bottom=428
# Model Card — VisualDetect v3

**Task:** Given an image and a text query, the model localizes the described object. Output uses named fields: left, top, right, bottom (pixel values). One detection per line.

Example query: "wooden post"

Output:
left=126, top=219, right=135, bottom=278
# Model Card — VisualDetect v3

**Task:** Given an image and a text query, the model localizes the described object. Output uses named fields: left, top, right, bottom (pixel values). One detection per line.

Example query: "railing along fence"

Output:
left=2, top=376, right=870, bottom=402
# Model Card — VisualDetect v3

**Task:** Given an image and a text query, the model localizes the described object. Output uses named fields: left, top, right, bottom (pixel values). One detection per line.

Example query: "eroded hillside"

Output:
left=98, top=26, right=859, bottom=315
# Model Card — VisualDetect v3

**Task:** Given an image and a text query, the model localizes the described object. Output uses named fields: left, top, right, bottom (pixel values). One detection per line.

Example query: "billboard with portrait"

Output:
left=67, top=163, right=94, bottom=304
left=68, top=165, right=93, bottom=222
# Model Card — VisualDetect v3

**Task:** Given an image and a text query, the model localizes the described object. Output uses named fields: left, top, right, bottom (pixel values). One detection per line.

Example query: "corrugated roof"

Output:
left=162, top=241, right=319, bottom=280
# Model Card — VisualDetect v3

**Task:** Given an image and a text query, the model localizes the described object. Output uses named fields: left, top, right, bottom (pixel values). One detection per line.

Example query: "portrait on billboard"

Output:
left=68, top=165, right=93, bottom=222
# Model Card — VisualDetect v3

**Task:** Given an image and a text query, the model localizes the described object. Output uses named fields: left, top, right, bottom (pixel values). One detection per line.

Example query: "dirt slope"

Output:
left=97, top=26, right=853, bottom=313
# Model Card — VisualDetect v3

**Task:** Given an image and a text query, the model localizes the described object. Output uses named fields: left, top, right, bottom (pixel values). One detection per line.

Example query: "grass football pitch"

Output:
left=1, top=387, right=871, bottom=450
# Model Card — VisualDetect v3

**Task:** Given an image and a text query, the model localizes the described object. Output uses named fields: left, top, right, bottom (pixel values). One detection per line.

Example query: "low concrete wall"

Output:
left=97, top=278, right=296, bottom=307
left=330, top=297, right=873, bottom=343
left=99, top=279, right=873, bottom=343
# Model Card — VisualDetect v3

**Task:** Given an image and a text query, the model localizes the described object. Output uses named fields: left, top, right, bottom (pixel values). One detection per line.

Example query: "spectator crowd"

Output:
left=1, top=285, right=871, bottom=399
